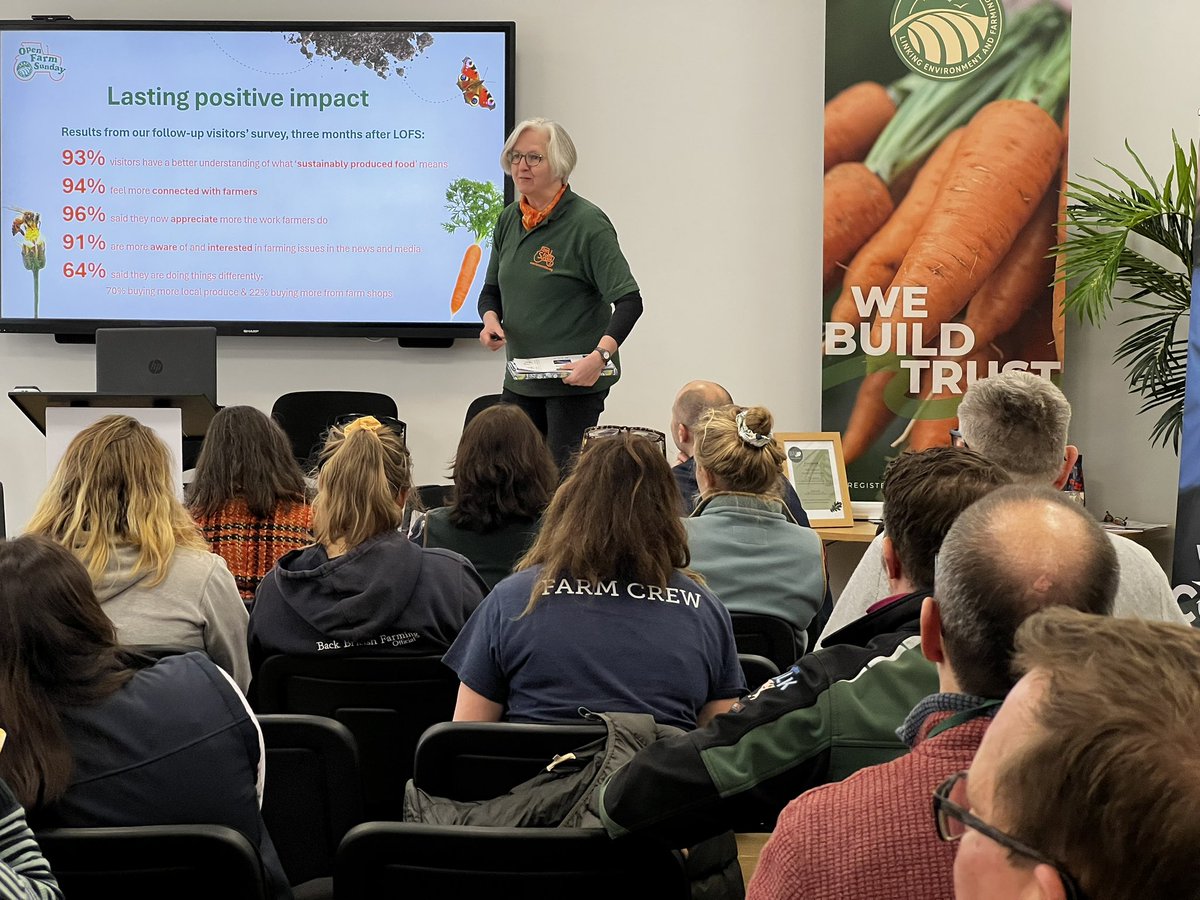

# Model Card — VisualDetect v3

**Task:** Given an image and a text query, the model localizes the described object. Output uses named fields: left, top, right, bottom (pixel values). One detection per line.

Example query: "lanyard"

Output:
left=925, top=699, right=1002, bottom=740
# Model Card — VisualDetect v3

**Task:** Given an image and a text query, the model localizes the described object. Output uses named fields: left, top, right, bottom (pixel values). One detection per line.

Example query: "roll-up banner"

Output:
left=822, top=0, right=1071, bottom=512
left=1171, top=224, right=1200, bottom=626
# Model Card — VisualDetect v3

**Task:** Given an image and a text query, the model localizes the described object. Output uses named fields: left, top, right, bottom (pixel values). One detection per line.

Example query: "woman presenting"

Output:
left=478, top=117, right=643, bottom=469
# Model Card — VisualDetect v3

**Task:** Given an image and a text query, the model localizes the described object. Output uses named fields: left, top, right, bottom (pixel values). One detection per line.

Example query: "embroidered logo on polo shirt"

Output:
left=530, top=245, right=555, bottom=271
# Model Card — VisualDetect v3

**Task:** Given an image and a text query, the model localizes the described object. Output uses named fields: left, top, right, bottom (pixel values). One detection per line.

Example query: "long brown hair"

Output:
left=448, top=404, right=558, bottom=532
left=187, top=405, right=308, bottom=519
left=25, top=415, right=208, bottom=586
left=312, top=418, right=411, bottom=549
left=516, top=434, right=691, bottom=614
left=0, top=535, right=139, bottom=807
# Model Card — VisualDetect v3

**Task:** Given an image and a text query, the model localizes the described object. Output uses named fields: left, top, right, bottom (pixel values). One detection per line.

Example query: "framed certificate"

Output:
left=776, top=432, right=854, bottom=527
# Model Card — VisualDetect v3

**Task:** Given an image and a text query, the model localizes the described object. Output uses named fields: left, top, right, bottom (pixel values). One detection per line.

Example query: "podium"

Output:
left=9, top=391, right=218, bottom=437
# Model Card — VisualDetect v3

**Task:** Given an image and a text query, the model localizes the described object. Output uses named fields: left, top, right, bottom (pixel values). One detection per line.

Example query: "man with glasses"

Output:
left=745, top=486, right=1116, bottom=900
left=940, top=606, right=1200, bottom=900
left=820, top=370, right=1189, bottom=643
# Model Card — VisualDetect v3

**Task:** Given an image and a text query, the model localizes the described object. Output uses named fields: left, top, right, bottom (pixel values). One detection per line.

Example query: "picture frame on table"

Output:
left=776, top=432, right=854, bottom=527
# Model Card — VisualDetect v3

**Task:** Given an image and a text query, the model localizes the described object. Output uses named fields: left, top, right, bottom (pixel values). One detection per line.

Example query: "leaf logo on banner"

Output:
left=889, top=0, right=1004, bottom=80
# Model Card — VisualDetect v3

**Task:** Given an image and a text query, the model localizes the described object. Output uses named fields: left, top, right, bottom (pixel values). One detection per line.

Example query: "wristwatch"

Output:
left=594, top=347, right=612, bottom=364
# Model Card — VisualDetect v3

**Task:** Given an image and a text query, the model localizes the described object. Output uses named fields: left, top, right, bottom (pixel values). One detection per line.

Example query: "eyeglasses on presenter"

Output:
left=506, top=151, right=545, bottom=168
left=932, top=771, right=1086, bottom=900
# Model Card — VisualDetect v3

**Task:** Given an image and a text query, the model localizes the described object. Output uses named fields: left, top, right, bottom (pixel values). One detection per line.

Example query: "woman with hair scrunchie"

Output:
left=248, top=415, right=486, bottom=684
left=685, top=405, right=827, bottom=653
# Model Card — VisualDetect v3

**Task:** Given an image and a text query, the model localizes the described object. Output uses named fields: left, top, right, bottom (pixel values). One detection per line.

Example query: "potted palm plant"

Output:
left=1059, top=135, right=1195, bottom=451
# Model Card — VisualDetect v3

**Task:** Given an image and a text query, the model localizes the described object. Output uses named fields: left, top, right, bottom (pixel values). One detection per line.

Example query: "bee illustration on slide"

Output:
left=456, top=57, right=495, bottom=110
left=7, top=205, right=45, bottom=317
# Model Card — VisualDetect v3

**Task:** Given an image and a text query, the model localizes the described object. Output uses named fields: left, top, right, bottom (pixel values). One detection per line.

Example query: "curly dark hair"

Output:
left=447, top=404, right=558, bottom=533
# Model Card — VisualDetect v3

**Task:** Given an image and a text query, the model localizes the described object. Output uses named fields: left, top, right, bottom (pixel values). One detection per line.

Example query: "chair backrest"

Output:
left=36, top=823, right=269, bottom=900
left=335, top=822, right=690, bottom=900
left=414, top=721, right=608, bottom=801
left=252, top=655, right=458, bottom=820
left=730, top=612, right=800, bottom=672
left=739, top=653, right=780, bottom=693
left=269, top=390, right=399, bottom=469
left=463, top=393, right=503, bottom=431
left=0, top=481, right=6, bottom=539
left=258, top=713, right=363, bottom=888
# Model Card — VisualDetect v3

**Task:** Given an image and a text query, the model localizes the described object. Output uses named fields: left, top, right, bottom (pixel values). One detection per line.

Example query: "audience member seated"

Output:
left=248, top=415, right=486, bottom=679
left=187, top=405, right=314, bottom=604
left=821, top=371, right=1186, bottom=643
left=444, top=431, right=746, bottom=730
left=599, top=446, right=1009, bottom=845
left=0, top=776, right=60, bottom=900
left=0, top=536, right=290, bottom=900
left=684, top=404, right=825, bottom=649
left=669, top=380, right=809, bottom=525
left=945, top=607, right=1200, bottom=900
left=26, top=415, right=250, bottom=691
left=745, top=487, right=1118, bottom=900
left=413, top=403, right=558, bottom=591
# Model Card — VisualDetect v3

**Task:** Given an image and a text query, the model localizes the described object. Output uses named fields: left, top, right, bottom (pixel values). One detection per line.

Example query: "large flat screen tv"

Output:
left=0, top=20, right=514, bottom=339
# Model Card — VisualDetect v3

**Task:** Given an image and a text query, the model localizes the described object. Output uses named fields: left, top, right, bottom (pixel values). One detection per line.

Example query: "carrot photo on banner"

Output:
left=821, top=0, right=1072, bottom=507
left=442, top=177, right=503, bottom=315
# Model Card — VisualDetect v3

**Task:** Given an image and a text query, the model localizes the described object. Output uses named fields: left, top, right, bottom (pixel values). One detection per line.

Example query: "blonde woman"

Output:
left=26, top=415, right=250, bottom=691
left=248, top=415, right=486, bottom=680
left=444, top=433, right=745, bottom=729
left=686, top=405, right=826, bottom=652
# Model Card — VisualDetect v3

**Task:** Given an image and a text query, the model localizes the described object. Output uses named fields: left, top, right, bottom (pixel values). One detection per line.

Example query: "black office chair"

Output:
left=463, top=393, right=503, bottom=430
left=258, top=714, right=363, bottom=898
left=269, top=391, right=399, bottom=469
left=730, top=612, right=800, bottom=672
left=413, top=721, right=608, bottom=802
left=739, top=653, right=781, bottom=693
left=36, top=824, right=269, bottom=900
left=335, top=822, right=690, bottom=899
left=252, top=655, right=458, bottom=820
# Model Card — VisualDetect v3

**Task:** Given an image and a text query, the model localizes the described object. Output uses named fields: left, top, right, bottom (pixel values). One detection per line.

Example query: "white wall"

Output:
left=0, top=0, right=825, bottom=531
left=1061, top=0, right=1199, bottom=569
left=0, top=0, right=1193, bottom=574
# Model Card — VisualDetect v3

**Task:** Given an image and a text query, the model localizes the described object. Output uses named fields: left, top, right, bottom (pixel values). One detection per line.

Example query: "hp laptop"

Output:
left=95, top=326, right=218, bottom=406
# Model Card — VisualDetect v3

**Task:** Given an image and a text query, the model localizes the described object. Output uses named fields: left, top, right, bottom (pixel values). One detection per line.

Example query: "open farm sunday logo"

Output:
left=890, top=0, right=1004, bottom=80
left=13, top=42, right=65, bottom=81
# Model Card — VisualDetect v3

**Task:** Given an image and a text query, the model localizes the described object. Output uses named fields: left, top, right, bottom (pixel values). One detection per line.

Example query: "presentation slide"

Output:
left=0, top=26, right=510, bottom=328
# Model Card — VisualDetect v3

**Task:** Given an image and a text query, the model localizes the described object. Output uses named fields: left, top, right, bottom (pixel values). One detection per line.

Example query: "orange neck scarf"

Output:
left=520, top=183, right=567, bottom=231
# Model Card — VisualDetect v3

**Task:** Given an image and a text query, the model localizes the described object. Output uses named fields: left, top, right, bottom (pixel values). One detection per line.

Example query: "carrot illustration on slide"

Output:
left=442, top=177, right=504, bottom=314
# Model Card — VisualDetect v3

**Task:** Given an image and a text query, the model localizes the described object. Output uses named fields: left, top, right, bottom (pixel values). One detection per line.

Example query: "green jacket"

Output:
left=598, top=590, right=937, bottom=842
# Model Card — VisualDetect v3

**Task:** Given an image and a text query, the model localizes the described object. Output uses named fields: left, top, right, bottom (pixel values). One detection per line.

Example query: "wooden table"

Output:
left=812, top=520, right=880, bottom=544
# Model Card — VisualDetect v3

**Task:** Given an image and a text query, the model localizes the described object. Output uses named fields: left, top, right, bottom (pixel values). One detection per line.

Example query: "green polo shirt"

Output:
left=483, top=187, right=639, bottom=397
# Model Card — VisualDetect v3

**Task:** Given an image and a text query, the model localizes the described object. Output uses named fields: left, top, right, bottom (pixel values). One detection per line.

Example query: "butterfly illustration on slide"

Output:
left=456, top=57, right=495, bottom=110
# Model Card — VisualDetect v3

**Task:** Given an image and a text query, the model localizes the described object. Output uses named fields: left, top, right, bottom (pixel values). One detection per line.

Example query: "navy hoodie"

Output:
left=247, top=530, right=486, bottom=679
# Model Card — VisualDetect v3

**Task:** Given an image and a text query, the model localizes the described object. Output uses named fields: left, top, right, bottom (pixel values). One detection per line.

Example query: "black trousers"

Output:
left=501, top=387, right=609, bottom=472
